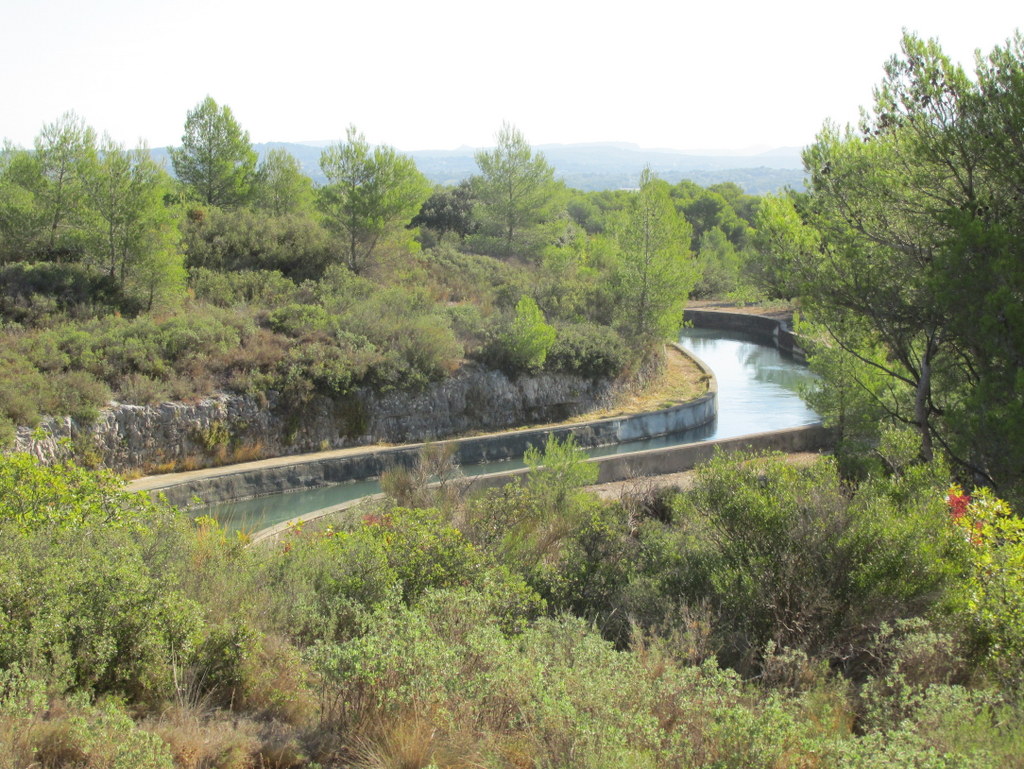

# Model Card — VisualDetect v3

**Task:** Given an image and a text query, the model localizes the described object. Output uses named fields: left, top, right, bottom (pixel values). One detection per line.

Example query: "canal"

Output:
left=202, top=327, right=819, bottom=532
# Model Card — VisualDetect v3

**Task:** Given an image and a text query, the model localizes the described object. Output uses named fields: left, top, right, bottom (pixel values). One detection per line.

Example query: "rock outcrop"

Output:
left=13, top=363, right=620, bottom=473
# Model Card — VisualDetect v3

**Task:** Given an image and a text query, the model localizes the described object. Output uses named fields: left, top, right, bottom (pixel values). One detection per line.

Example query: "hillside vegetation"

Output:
left=1, top=438, right=1022, bottom=767
left=1, top=29, right=1023, bottom=769
left=1, top=107, right=766, bottom=457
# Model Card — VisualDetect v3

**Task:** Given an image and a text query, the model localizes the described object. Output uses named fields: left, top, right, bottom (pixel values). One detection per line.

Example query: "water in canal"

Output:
left=202, top=328, right=819, bottom=532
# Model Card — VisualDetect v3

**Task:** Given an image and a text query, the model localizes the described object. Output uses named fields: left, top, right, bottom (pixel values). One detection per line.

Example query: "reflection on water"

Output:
left=203, top=328, right=819, bottom=531
left=678, top=328, right=819, bottom=440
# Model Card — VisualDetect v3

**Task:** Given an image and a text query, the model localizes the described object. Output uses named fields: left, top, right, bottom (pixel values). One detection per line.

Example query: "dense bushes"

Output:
left=0, top=449, right=1022, bottom=766
left=0, top=271, right=471, bottom=434
left=0, top=262, right=143, bottom=322
left=662, top=452, right=967, bottom=674
left=547, top=321, right=631, bottom=378
left=181, top=207, right=334, bottom=281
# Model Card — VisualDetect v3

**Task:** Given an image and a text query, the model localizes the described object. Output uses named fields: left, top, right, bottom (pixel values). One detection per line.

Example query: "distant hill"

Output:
left=152, top=141, right=806, bottom=194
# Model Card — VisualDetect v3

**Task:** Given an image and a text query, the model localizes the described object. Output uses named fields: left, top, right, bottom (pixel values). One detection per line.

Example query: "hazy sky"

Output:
left=2, top=0, right=1020, bottom=153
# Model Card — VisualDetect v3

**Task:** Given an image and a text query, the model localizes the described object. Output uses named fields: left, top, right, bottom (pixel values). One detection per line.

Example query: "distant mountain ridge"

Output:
left=151, top=141, right=806, bottom=194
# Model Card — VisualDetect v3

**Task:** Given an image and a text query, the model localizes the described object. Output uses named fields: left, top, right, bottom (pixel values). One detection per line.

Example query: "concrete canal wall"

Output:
left=132, top=344, right=718, bottom=508
left=250, top=423, right=833, bottom=546
left=684, top=308, right=806, bottom=361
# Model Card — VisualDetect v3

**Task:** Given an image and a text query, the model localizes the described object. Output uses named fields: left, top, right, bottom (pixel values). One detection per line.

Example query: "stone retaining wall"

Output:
left=14, top=363, right=633, bottom=474
left=130, top=345, right=718, bottom=508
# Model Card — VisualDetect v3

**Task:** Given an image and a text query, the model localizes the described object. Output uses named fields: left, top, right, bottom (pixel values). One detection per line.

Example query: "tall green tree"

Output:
left=169, top=97, right=257, bottom=208
left=759, top=32, right=1024, bottom=497
left=83, top=136, right=184, bottom=308
left=0, top=144, right=47, bottom=263
left=34, top=112, right=97, bottom=261
left=615, top=169, right=696, bottom=343
left=317, top=125, right=431, bottom=274
left=252, top=147, right=315, bottom=216
left=472, top=123, right=564, bottom=258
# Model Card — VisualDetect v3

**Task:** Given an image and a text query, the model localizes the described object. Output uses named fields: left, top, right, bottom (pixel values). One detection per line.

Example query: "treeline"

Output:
left=0, top=439, right=1021, bottom=766
left=753, top=31, right=1024, bottom=505
left=0, top=103, right=766, bottom=449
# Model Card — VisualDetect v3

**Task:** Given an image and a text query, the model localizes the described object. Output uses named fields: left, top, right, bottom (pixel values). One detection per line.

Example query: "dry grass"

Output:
left=147, top=705, right=312, bottom=769
left=148, top=707, right=261, bottom=769
left=568, top=345, right=708, bottom=423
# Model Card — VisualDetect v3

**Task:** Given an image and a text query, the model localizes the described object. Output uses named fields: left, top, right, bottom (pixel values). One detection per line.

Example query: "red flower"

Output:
left=947, top=492, right=970, bottom=521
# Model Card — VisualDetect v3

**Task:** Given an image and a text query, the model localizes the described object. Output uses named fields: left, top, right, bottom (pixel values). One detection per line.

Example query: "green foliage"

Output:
left=259, top=506, right=542, bottom=646
left=181, top=205, right=332, bottom=281
left=546, top=321, right=631, bottom=378
left=0, top=344, right=111, bottom=426
left=187, top=266, right=304, bottom=308
left=796, top=314, right=902, bottom=479
left=533, top=236, right=614, bottom=324
left=0, top=445, right=1022, bottom=766
left=460, top=435, right=602, bottom=599
left=496, top=295, right=557, bottom=372
left=318, top=124, right=432, bottom=274
left=338, top=285, right=462, bottom=390
left=169, top=96, right=257, bottom=207
left=751, top=193, right=820, bottom=300
left=665, top=452, right=966, bottom=673
left=944, top=486, right=1024, bottom=686
left=0, top=145, right=48, bottom=263
left=0, top=261, right=141, bottom=323
left=32, top=111, right=96, bottom=263
left=693, top=225, right=742, bottom=298
left=411, top=180, right=476, bottom=242
left=0, top=686, right=175, bottom=768
left=759, top=33, right=1024, bottom=498
left=252, top=147, right=315, bottom=216
left=84, top=136, right=185, bottom=311
left=0, top=455, right=202, bottom=702
left=0, top=452, right=149, bottom=533
left=471, top=123, right=565, bottom=258
left=422, top=242, right=527, bottom=307
left=524, top=433, right=599, bottom=509
left=615, top=169, right=697, bottom=344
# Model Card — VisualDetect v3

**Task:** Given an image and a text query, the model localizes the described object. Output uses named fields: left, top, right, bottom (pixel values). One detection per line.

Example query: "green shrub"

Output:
left=423, top=244, right=526, bottom=305
left=0, top=262, right=142, bottom=323
left=0, top=348, right=48, bottom=425
left=663, top=452, right=967, bottom=674
left=266, top=302, right=335, bottom=337
left=340, top=285, right=462, bottom=390
left=0, top=689, right=175, bottom=769
left=0, top=456, right=203, bottom=701
left=0, top=417, right=14, bottom=448
left=476, top=296, right=557, bottom=374
left=547, top=321, right=631, bottom=378
left=182, top=207, right=332, bottom=280
left=188, top=266, right=305, bottom=308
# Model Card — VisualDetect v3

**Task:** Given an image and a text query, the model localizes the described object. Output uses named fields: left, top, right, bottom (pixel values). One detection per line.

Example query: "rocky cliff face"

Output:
left=13, top=363, right=618, bottom=473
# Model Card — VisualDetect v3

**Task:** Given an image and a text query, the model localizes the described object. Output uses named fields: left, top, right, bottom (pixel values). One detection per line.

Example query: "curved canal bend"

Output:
left=203, top=329, right=819, bottom=536
left=201, top=328, right=820, bottom=533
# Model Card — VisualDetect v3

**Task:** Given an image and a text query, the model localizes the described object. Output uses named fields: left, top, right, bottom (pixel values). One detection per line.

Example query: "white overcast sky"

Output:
left=2, top=0, right=1020, bottom=153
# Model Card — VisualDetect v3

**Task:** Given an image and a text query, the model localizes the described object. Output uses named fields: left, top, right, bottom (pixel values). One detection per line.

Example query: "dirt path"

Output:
left=687, top=299, right=796, bottom=322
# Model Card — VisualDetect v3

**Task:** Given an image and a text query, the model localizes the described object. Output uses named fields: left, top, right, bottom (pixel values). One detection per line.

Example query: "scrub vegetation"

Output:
left=0, top=108, right=764, bottom=451
left=1, top=437, right=1022, bottom=767
left=2, top=29, right=1024, bottom=769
